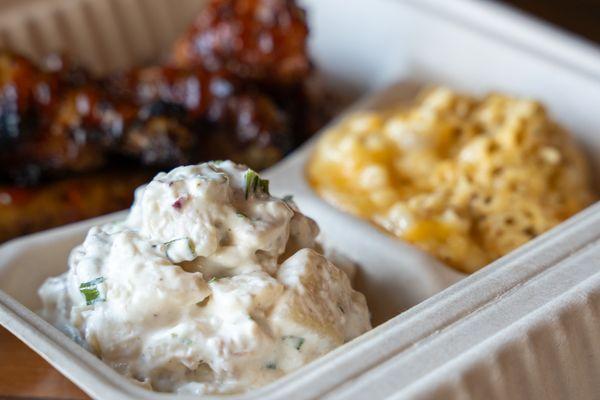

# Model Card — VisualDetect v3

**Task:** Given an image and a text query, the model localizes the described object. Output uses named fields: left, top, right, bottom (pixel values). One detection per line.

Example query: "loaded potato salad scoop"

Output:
left=39, top=161, right=371, bottom=395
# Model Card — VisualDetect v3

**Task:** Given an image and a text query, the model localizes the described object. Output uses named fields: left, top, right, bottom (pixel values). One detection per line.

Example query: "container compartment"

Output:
left=1, top=0, right=600, bottom=398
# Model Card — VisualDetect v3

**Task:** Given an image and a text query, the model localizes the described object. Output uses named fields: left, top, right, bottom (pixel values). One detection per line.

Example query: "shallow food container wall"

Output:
left=0, top=0, right=207, bottom=74
left=1, top=0, right=600, bottom=399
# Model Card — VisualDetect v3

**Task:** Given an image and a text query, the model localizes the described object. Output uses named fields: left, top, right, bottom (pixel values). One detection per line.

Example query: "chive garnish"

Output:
left=265, top=362, right=277, bottom=370
left=282, top=335, right=305, bottom=350
left=244, top=169, right=270, bottom=199
left=79, top=277, right=105, bottom=305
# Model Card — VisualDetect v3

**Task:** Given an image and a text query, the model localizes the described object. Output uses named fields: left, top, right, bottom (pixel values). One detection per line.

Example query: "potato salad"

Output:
left=38, top=161, right=371, bottom=395
left=308, top=87, right=597, bottom=273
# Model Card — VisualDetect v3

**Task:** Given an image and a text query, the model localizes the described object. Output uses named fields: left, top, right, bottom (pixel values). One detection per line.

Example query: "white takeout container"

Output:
left=1, top=0, right=600, bottom=399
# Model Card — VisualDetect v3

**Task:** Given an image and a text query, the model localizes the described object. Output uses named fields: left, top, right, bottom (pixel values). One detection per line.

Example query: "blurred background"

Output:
left=502, top=0, right=600, bottom=44
left=0, top=0, right=599, bottom=45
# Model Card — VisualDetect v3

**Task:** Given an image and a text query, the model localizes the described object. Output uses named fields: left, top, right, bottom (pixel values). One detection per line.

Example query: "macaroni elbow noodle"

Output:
left=308, top=87, right=597, bottom=273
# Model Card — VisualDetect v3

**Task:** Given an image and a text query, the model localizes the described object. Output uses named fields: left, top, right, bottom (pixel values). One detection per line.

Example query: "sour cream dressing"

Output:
left=38, top=161, right=371, bottom=395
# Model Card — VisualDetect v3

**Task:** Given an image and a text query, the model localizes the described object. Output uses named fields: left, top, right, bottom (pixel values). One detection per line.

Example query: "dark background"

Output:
left=501, top=0, right=600, bottom=45
left=2, top=0, right=600, bottom=45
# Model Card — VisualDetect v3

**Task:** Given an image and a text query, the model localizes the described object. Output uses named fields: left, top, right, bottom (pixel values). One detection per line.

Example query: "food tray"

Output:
left=1, top=0, right=600, bottom=398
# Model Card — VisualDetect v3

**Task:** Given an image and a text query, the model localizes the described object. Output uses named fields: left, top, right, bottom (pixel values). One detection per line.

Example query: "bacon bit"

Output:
left=172, top=196, right=187, bottom=210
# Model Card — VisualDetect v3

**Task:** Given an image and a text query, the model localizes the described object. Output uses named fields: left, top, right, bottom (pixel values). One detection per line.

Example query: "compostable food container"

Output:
left=1, top=0, right=599, bottom=399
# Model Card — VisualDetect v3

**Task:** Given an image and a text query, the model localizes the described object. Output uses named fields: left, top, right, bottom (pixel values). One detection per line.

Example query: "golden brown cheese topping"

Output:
left=308, top=87, right=597, bottom=273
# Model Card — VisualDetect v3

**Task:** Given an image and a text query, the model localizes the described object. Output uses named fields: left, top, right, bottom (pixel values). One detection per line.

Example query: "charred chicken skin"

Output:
left=0, top=0, right=332, bottom=242
left=170, top=0, right=310, bottom=86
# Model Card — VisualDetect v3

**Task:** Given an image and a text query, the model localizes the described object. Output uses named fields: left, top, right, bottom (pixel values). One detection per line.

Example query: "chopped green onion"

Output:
left=282, top=335, right=305, bottom=351
left=208, top=277, right=217, bottom=284
left=236, top=211, right=248, bottom=219
left=79, top=277, right=105, bottom=305
left=282, top=195, right=294, bottom=202
left=265, top=361, right=277, bottom=370
left=244, top=170, right=270, bottom=199
left=80, top=287, right=101, bottom=305
left=80, top=277, right=105, bottom=288
left=259, top=179, right=269, bottom=194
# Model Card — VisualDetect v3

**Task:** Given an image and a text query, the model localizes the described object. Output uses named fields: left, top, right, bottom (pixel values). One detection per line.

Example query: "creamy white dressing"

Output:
left=38, top=161, right=371, bottom=395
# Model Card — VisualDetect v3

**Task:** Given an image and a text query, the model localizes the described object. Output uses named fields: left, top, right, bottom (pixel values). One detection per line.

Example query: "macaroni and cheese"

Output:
left=308, top=87, right=597, bottom=272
